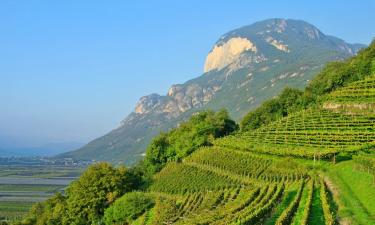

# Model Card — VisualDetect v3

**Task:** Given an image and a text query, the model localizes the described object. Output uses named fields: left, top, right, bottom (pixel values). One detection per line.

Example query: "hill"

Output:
left=138, top=77, right=374, bottom=225
left=61, top=18, right=365, bottom=164
left=127, top=44, right=375, bottom=224
left=15, top=39, right=375, bottom=225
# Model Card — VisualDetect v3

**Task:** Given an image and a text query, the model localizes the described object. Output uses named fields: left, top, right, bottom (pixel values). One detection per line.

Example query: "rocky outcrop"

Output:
left=204, top=37, right=257, bottom=73
left=132, top=83, right=222, bottom=120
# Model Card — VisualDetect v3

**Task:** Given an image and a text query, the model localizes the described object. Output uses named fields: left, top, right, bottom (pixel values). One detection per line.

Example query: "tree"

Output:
left=241, top=88, right=304, bottom=131
left=241, top=40, right=375, bottom=132
left=144, top=109, right=238, bottom=174
left=64, top=162, right=137, bottom=224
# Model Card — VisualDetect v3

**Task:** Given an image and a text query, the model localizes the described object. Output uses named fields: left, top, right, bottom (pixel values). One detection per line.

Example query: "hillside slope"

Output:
left=126, top=76, right=375, bottom=224
left=17, top=41, right=375, bottom=225
left=61, top=18, right=365, bottom=164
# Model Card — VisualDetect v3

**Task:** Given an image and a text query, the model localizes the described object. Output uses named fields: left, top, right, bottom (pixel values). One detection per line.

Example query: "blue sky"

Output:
left=1, top=0, right=374, bottom=148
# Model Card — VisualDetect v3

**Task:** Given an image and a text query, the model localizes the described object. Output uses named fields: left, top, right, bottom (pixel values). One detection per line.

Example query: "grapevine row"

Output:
left=275, top=181, right=305, bottom=225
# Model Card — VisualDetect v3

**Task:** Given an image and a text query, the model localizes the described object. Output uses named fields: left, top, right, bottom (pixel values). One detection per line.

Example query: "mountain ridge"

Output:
left=60, top=18, right=365, bottom=164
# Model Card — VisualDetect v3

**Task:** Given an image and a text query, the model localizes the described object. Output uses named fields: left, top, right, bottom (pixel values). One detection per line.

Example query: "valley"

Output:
left=0, top=158, right=86, bottom=222
left=4, top=18, right=374, bottom=225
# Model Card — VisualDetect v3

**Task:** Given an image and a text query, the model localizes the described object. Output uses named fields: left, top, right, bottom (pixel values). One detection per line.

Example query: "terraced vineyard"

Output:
left=215, top=108, right=374, bottom=160
left=214, top=77, right=375, bottom=161
left=13, top=71, right=374, bottom=224
left=126, top=74, right=375, bottom=225
left=325, top=75, right=375, bottom=104
left=323, top=75, right=375, bottom=115
left=142, top=146, right=342, bottom=225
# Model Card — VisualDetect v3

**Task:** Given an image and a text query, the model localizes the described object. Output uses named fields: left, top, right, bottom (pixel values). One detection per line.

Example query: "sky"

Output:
left=1, top=0, right=374, bottom=148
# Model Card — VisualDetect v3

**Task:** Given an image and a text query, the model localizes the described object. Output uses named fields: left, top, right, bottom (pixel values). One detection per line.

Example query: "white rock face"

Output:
left=265, top=36, right=290, bottom=52
left=204, top=37, right=257, bottom=73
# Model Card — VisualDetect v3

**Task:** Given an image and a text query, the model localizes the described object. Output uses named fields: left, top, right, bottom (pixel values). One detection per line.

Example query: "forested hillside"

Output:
left=11, top=41, right=375, bottom=225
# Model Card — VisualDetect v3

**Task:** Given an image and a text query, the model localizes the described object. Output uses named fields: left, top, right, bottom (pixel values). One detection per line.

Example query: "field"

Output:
left=0, top=159, right=84, bottom=222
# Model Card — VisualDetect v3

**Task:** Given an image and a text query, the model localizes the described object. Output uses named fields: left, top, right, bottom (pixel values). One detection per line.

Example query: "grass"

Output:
left=0, top=201, right=33, bottom=212
left=308, top=183, right=325, bottom=225
left=325, top=161, right=375, bottom=224
left=0, top=166, right=82, bottom=178
left=0, top=184, right=65, bottom=192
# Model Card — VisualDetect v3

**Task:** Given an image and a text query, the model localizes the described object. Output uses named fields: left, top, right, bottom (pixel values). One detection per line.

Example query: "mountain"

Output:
left=60, top=18, right=365, bottom=164
left=23, top=41, right=375, bottom=225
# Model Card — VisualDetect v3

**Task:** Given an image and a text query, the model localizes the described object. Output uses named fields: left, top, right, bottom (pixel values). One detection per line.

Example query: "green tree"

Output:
left=241, top=87, right=304, bottom=131
left=241, top=41, right=375, bottom=131
left=144, top=109, right=238, bottom=174
left=64, top=162, right=136, bottom=224
left=14, top=193, right=67, bottom=225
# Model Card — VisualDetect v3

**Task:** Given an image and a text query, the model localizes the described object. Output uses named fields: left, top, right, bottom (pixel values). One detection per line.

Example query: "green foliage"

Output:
left=241, top=40, right=375, bottom=131
left=307, top=40, right=375, bottom=98
left=238, top=183, right=285, bottom=224
left=151, top=197, right=179, bottom=225
left=320, top=179, right=335, bottom=225
left=103, top=192, right=154, bottom=225
left=324, top=74, right=375, bottom=103
left=12, top=193, right=66, bottom=225
left=300, top=180, right=314, bottom=225
left=149, top=163, right=235, bottom=194
left=14, top=40, right=375, bottom=225
left=325, top=161, right=375, bottom=224
left=276, top=181, right=304, bottom=225
left=353, top=154, right=375, bottom=184
left=241, top=87, right=305, bottom=131
left=222, top=108, right=375, bottom=160
left=185, top=147, right=306, bottom=183
left=64, top=162, right=136, bottom=224
left=144, top=109, right=238, bottom=174
left=17, top=162, right=140, bottom=225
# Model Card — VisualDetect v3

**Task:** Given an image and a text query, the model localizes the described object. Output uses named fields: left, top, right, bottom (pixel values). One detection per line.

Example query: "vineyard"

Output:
left=14, top=74, right=374, bottom=224
left=124, top=73, right=375, bottom=225
left=325, top=75, right=375, bottom=104
left=323, top=75, right=375, bottom=115
left=141, top=146, right=344, bottom=225
left=214, top=108, right=375, bottom=160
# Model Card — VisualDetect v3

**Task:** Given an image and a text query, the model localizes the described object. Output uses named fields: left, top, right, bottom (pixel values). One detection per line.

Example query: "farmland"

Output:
left=0, top=158, right=85, bottom=222
left=134, top=74, right=375, bottom=224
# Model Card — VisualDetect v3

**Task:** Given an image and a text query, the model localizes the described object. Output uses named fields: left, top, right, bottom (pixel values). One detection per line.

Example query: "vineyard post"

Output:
left=314, top=153, right=316, bottom=166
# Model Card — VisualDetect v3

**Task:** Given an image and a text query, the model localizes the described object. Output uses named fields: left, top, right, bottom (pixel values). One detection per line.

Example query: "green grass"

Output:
left=308, top=184, right=325, bottom=225
left=0, top=184, right=65, bottom=192
left=0, top=201, right=33, bottom=221
left=0, top=166, right=83, bottom=178
left=0, top=201, right=33, bottom=212
left=325, top=161, right=375, bottom=224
